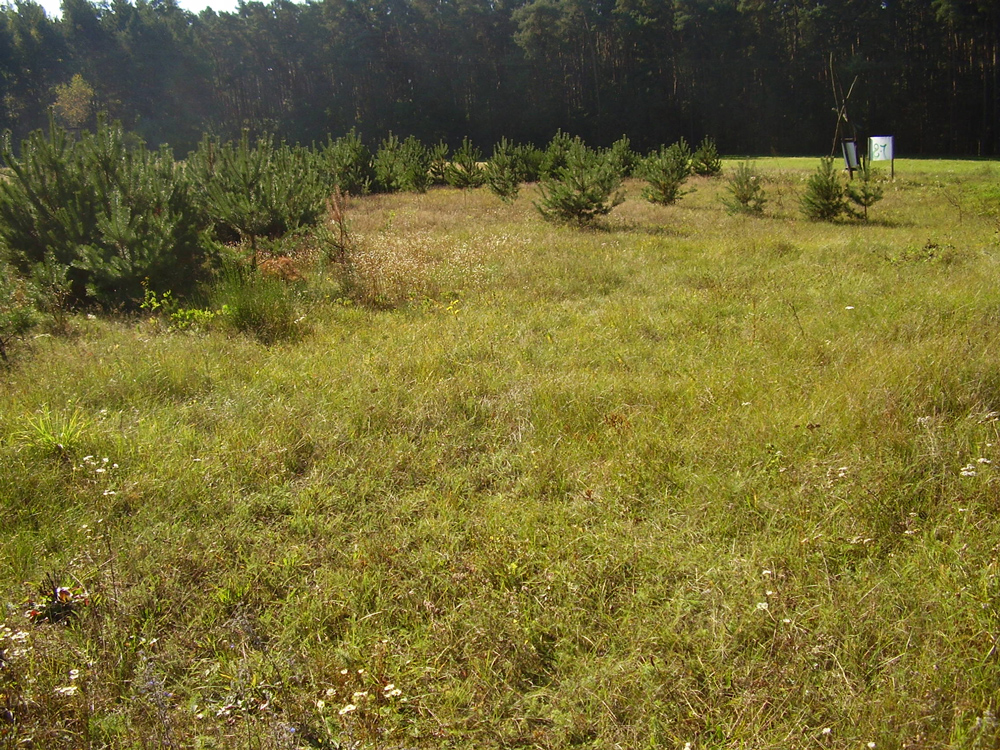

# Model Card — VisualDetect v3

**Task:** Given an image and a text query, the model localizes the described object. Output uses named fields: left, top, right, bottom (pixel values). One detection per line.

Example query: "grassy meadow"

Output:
left=3, top=157, right=1000, bottom=748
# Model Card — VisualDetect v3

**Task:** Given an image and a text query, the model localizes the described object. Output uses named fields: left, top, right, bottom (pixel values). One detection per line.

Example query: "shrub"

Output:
left=691, top=136, right=723, bottom=177
left=721, top=161, right=767, bottom=215
left=535, top=138, right=624, bottom=225
left=846, top=162, right=885, bottom=220
left=638, top=139, right=692, bottom=205
left=485, top=137, right=523, bottom=202
left=373, top=134, right=431, bottom=193
left=319, top=129, right=374, bottom=196
left=428, top=140, right=450, bottom=185
left=444, top=137, right=486, bottom=189
left=188, top=132, right=327, bottom=266
left=801, top=157, right=851, bottom=221
left=539, top=130, right=574, bottom=178
left=605, top=135, right=638, bottom=177
left=514, top=144, right=545, bottom=182
left=210, top=263, right=303, bottom=345
left=0, top=119, right=207, bottom=308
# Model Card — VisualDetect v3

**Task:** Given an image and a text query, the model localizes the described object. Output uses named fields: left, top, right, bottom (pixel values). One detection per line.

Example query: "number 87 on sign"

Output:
left=869, top=136, right=893, bottom=162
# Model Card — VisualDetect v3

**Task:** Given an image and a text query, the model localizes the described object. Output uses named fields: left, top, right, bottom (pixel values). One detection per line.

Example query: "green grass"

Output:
left=2, top=159, right=1000, bottom=748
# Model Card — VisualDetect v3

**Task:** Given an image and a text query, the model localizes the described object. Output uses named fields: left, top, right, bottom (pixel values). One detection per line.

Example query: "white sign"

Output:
left=869, top=136, right=894, bottom=162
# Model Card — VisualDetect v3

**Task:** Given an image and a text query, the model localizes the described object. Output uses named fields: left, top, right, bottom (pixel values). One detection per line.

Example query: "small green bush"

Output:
left=140, top=287, right=221, bottom=332
left=373, top=134, right=431, bottom=193
left=605, top=135, right=638, bottom=177
left=691, top=136, right=723, bottom=177
left=722, top=161, right=767, bottom=215
left=485, top=137, right=523, bottom=202
left=847, top=162, right=885, bottom=220
left=188, top=132, right=327, bottom=266
left=801, top=157, right=851, bottom=221
left=319, top=129, right=374, bottom=196
left=444, top=137, right=486, bottom=189
left=0, top=119, right=207, bottom=308
left=535, top=138, right=624, bottom=225
left=514, top=144, right=545, bottom=182
left=638, top=139, right=692, bottom=205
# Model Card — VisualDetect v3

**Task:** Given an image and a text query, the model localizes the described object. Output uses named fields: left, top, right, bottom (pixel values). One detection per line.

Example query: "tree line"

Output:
left=1, top=0, right=997, bottom=157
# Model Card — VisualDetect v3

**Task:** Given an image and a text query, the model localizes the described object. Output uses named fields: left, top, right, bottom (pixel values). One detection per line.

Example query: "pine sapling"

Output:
left=801, top=157, right=850, bottom=221
left=846, top=162, right=884, bottom=220
left=320, top=129, right=373, bottom=196
left=535, top=139, right=624, bottom=225
left=605, top=135, right=637, bottom=178
left=485, top=137, right=523, bottom=202
left=638, top=139, right=692, bottom=205
left=428, top=141, right=450, bottom=185
left=374, top=134, right=431, bottom=193
left=722, top=161, right=767, bottom=215
left=692, top=136, right=723, bottom=177
left=445, top=137, right=486, bottom=189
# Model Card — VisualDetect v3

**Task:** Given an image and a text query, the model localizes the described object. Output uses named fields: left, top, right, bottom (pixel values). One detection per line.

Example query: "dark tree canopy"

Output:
left=0, top=0, right=996, bottom=155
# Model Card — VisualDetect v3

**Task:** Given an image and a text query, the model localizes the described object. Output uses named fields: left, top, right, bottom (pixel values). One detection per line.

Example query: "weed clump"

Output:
left=210, top=264, right=304, bottom=345
left=0, top=265, right=39, bottom=363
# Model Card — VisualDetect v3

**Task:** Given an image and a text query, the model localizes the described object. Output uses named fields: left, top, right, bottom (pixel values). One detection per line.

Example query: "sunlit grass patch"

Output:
left=2, top=159, right=1000, bottom=748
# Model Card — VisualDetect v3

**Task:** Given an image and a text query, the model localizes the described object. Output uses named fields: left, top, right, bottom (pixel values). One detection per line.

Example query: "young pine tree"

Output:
left=444, top=137, right=486, bottom=189
left=539, top=130, right=575, bottom=179
left=190, top=132, right=326, bottom=267
left=535, top=138, right=624, bottom=225
left=721, top=161, right=767, bottom=215
left=846, top=162, right=885, bottom=220
left=0, top=118, right=206, bottom=307
left=605, top=135, right=638, bottom=178
left=485, top=137, right=523, bottom=202
left=638, top=139, right=692, bottom=205
left=428, top=140, right=450, bottom=185
left=801, top=158, right=851, bottom=221
left=320, top=129, right=374, bottom=196
left=691, top=136, right=723, bottom=177
left=374, top=134, right=432, bottom=193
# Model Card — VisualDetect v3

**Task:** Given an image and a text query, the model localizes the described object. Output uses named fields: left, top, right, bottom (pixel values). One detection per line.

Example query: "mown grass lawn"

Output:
left=2, top=158, right=1000, bottom=749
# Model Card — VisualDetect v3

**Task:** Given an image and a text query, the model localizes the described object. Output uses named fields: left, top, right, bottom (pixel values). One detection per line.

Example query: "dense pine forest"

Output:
left=1, top=0, right=997, bottom=157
